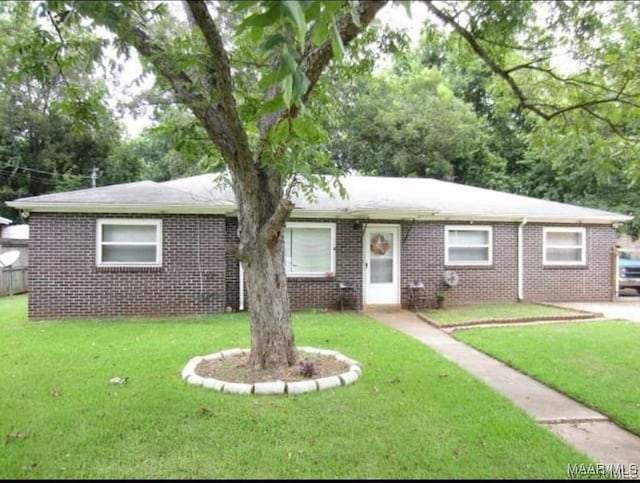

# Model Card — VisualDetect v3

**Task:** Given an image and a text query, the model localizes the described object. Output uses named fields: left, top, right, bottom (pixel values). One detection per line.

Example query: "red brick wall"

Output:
left=28, top=213, right=227, bottom=318
left=285, top=219, right=363, bottom=311
left=27, top=213, right=616, bottom=319
left=400, top=221, right=615, bottom=307
left=400, top=222, right=518, bottom=307
left=523, top=224, right=615, bottom=301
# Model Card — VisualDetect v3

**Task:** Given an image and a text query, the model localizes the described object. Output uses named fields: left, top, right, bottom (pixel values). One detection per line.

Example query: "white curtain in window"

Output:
left=545, top=231, right=583, bottom=262
left=449, top=247, right=489, bottom=261
left=546, top=232, right=581, bottom=247
left=285, top=227, right=332, bottom=274
left=103, top=245, right=157, bottom=262
left=101, top=224, right=158, bottom=263
left=449, top=230, right=489, bottom=246
left=448, top=229, right=490, bottom=262
left=102, top=224, right=157, bottom=243
left=546, top=248, right=582, bottom=262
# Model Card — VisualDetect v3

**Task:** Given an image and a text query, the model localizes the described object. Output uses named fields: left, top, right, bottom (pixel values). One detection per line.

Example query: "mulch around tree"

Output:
left=195, top=351, right=350, bottom=384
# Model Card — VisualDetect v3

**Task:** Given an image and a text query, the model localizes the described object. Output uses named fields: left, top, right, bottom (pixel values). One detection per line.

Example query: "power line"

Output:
left=0, top=161, right=92, bottom=179
left=0, top=170, right=53, bottom=185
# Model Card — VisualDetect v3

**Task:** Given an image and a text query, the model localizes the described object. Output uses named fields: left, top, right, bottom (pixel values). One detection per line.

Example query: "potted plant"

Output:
left=435, top=291, right=446, bottom=309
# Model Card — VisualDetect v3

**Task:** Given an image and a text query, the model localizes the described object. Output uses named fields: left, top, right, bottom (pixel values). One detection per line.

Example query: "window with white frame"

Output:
left=97, top=219, right=162, bottom=267
left=445, top=225, right=492, bottom=265
left=284, top=222, right=336, bottom=276
left=543, top=227, right=586, bottom=265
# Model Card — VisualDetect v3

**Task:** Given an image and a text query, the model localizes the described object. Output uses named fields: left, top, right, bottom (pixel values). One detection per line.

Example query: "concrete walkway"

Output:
left=367, top=309, right=640, bottom=468
left=553, top=300, right=640, bottom=323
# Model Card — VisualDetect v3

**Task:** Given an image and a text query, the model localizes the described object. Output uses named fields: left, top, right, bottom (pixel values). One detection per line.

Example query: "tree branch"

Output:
left=422, top=0, right=639, bottom=126
left=422, top=0, right=549, bottom=119
left=83, top=1, right=246, bottom=177
left=257, top=0, right=388, bottom=146
left=581, top=107, right=633, bottom=141
left=262, top=198, right=294, bottom=253
left=185, top=1, right=252, bottom=166
left=503, top=57, right=551, bottom=74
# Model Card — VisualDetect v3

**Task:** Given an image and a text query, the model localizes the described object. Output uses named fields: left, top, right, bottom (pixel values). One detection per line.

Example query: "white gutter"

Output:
left=5, top=202, right=234, bottom=215
left=239, top=262, right=245, bottom=311
left=288, top=209, right=631, bottom=224
left=518, top=217, right=528, bottom=301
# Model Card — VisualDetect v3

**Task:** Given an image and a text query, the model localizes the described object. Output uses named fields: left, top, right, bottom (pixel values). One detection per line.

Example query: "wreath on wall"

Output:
left=370, top=234, right=391, bottom=255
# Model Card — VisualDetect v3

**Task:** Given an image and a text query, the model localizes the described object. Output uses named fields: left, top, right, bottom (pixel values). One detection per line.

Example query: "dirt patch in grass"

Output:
left=195, top=351, right=350, bottom=384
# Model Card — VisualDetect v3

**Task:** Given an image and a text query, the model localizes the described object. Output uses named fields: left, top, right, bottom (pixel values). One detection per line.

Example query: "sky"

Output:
left=114, top=1, right=432, bottom=138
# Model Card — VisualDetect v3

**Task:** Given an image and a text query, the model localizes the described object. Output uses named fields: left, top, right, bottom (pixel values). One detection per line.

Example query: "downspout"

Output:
left=518, top=217, right=528, bottom=301
left=239, top=262, right=245, bottom=311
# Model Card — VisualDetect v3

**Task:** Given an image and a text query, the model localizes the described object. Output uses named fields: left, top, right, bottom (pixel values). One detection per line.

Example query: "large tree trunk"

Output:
left=235, top=169, right=297, bottom=369
left=243, top=231, right=297, bottom=369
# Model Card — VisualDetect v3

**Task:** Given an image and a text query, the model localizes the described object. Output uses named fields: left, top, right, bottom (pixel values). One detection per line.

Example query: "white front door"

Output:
left=364, top=225, right=400, bottom=304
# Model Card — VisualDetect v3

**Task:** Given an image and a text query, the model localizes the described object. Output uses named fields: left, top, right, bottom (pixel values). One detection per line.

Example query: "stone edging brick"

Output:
left=417, top=303, right=603, bottom=332
left=181, top=347, right=362, bottom=395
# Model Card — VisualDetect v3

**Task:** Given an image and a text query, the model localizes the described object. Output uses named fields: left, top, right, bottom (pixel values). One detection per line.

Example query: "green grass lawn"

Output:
left=455, top=321, right=640, bottom=435
left=422, top=302, right=587, bottom=326
left=0, top=294, right=593, bottom=479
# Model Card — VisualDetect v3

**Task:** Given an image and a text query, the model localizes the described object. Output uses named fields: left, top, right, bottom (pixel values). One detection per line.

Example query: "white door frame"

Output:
left=363, top=224, right=401, bottom=305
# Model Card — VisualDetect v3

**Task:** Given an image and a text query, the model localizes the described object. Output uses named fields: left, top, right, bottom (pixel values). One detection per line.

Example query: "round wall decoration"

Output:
left=370, top=234, right=390, bottom=255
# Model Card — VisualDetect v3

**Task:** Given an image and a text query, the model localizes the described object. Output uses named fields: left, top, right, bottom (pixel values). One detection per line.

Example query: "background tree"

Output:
left=327, top=65, right=507, bottom=187
left=0, top=2, right=123, bottom=220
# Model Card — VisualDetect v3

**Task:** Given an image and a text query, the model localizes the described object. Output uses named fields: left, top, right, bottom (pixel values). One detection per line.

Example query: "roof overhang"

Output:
left=5, top=201, right=234, bottom=215
left=290, top=208, right=632, bottom=225
left=6, top=202, right=632, bottom=225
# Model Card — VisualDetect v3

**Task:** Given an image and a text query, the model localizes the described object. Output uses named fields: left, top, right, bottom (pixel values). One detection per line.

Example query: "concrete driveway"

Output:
left=554, top=296, right=640, bottom=322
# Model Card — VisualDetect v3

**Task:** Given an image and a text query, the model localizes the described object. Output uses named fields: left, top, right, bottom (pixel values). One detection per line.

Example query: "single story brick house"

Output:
left=7, top=174, right=632, bottom=319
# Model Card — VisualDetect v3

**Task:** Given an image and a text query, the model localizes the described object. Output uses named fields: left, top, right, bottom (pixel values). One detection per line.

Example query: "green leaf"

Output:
left=256, top=95, right=285, bottom=116
left=291, top=116, right=326, bottom=142
left=232, top=1, right=259, bottom=11
left=291, top=69, right=310, bottom=100
left=304, top=1, right=322, bottom=21
left=310, top=14, right=330, bottom=46
left=236, top=4, right=282, bottom=33
left=270, top=119, right=290, bottom=144
left=282, top=74, right=293, bottom=107
left=330, top=17, right=345, bottom=60
left=259, top=44, right=300, bottom=90
left=258, top=60, right=289, bottom=89
left=261, top=33, right=287, bottom=52
left=281, top=0, right=307, bottom=51
left=281, top=46, right=298, bottom=74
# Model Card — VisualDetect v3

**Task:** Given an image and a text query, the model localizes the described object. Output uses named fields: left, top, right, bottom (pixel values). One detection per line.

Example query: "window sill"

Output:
left=287, top=273, right=336, bottom=280
left=543, top=264, right=588, bottom=270
left=444, top=264, right=493, bottom=269
left=96, top=265, right=164, bottom=273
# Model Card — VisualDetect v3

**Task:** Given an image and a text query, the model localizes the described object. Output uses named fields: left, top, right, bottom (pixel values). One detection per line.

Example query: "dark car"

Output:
left=619, top=252, right=640, bottom=294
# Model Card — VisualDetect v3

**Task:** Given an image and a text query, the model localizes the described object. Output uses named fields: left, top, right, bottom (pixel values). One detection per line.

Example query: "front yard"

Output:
left=0, top=295, right=592, bottom=479
left=455, top=321, right=640, bottom=436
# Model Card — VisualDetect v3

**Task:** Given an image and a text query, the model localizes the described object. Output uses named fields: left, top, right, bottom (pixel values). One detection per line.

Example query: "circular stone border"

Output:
left=181, top=347, right=362, bottom=395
